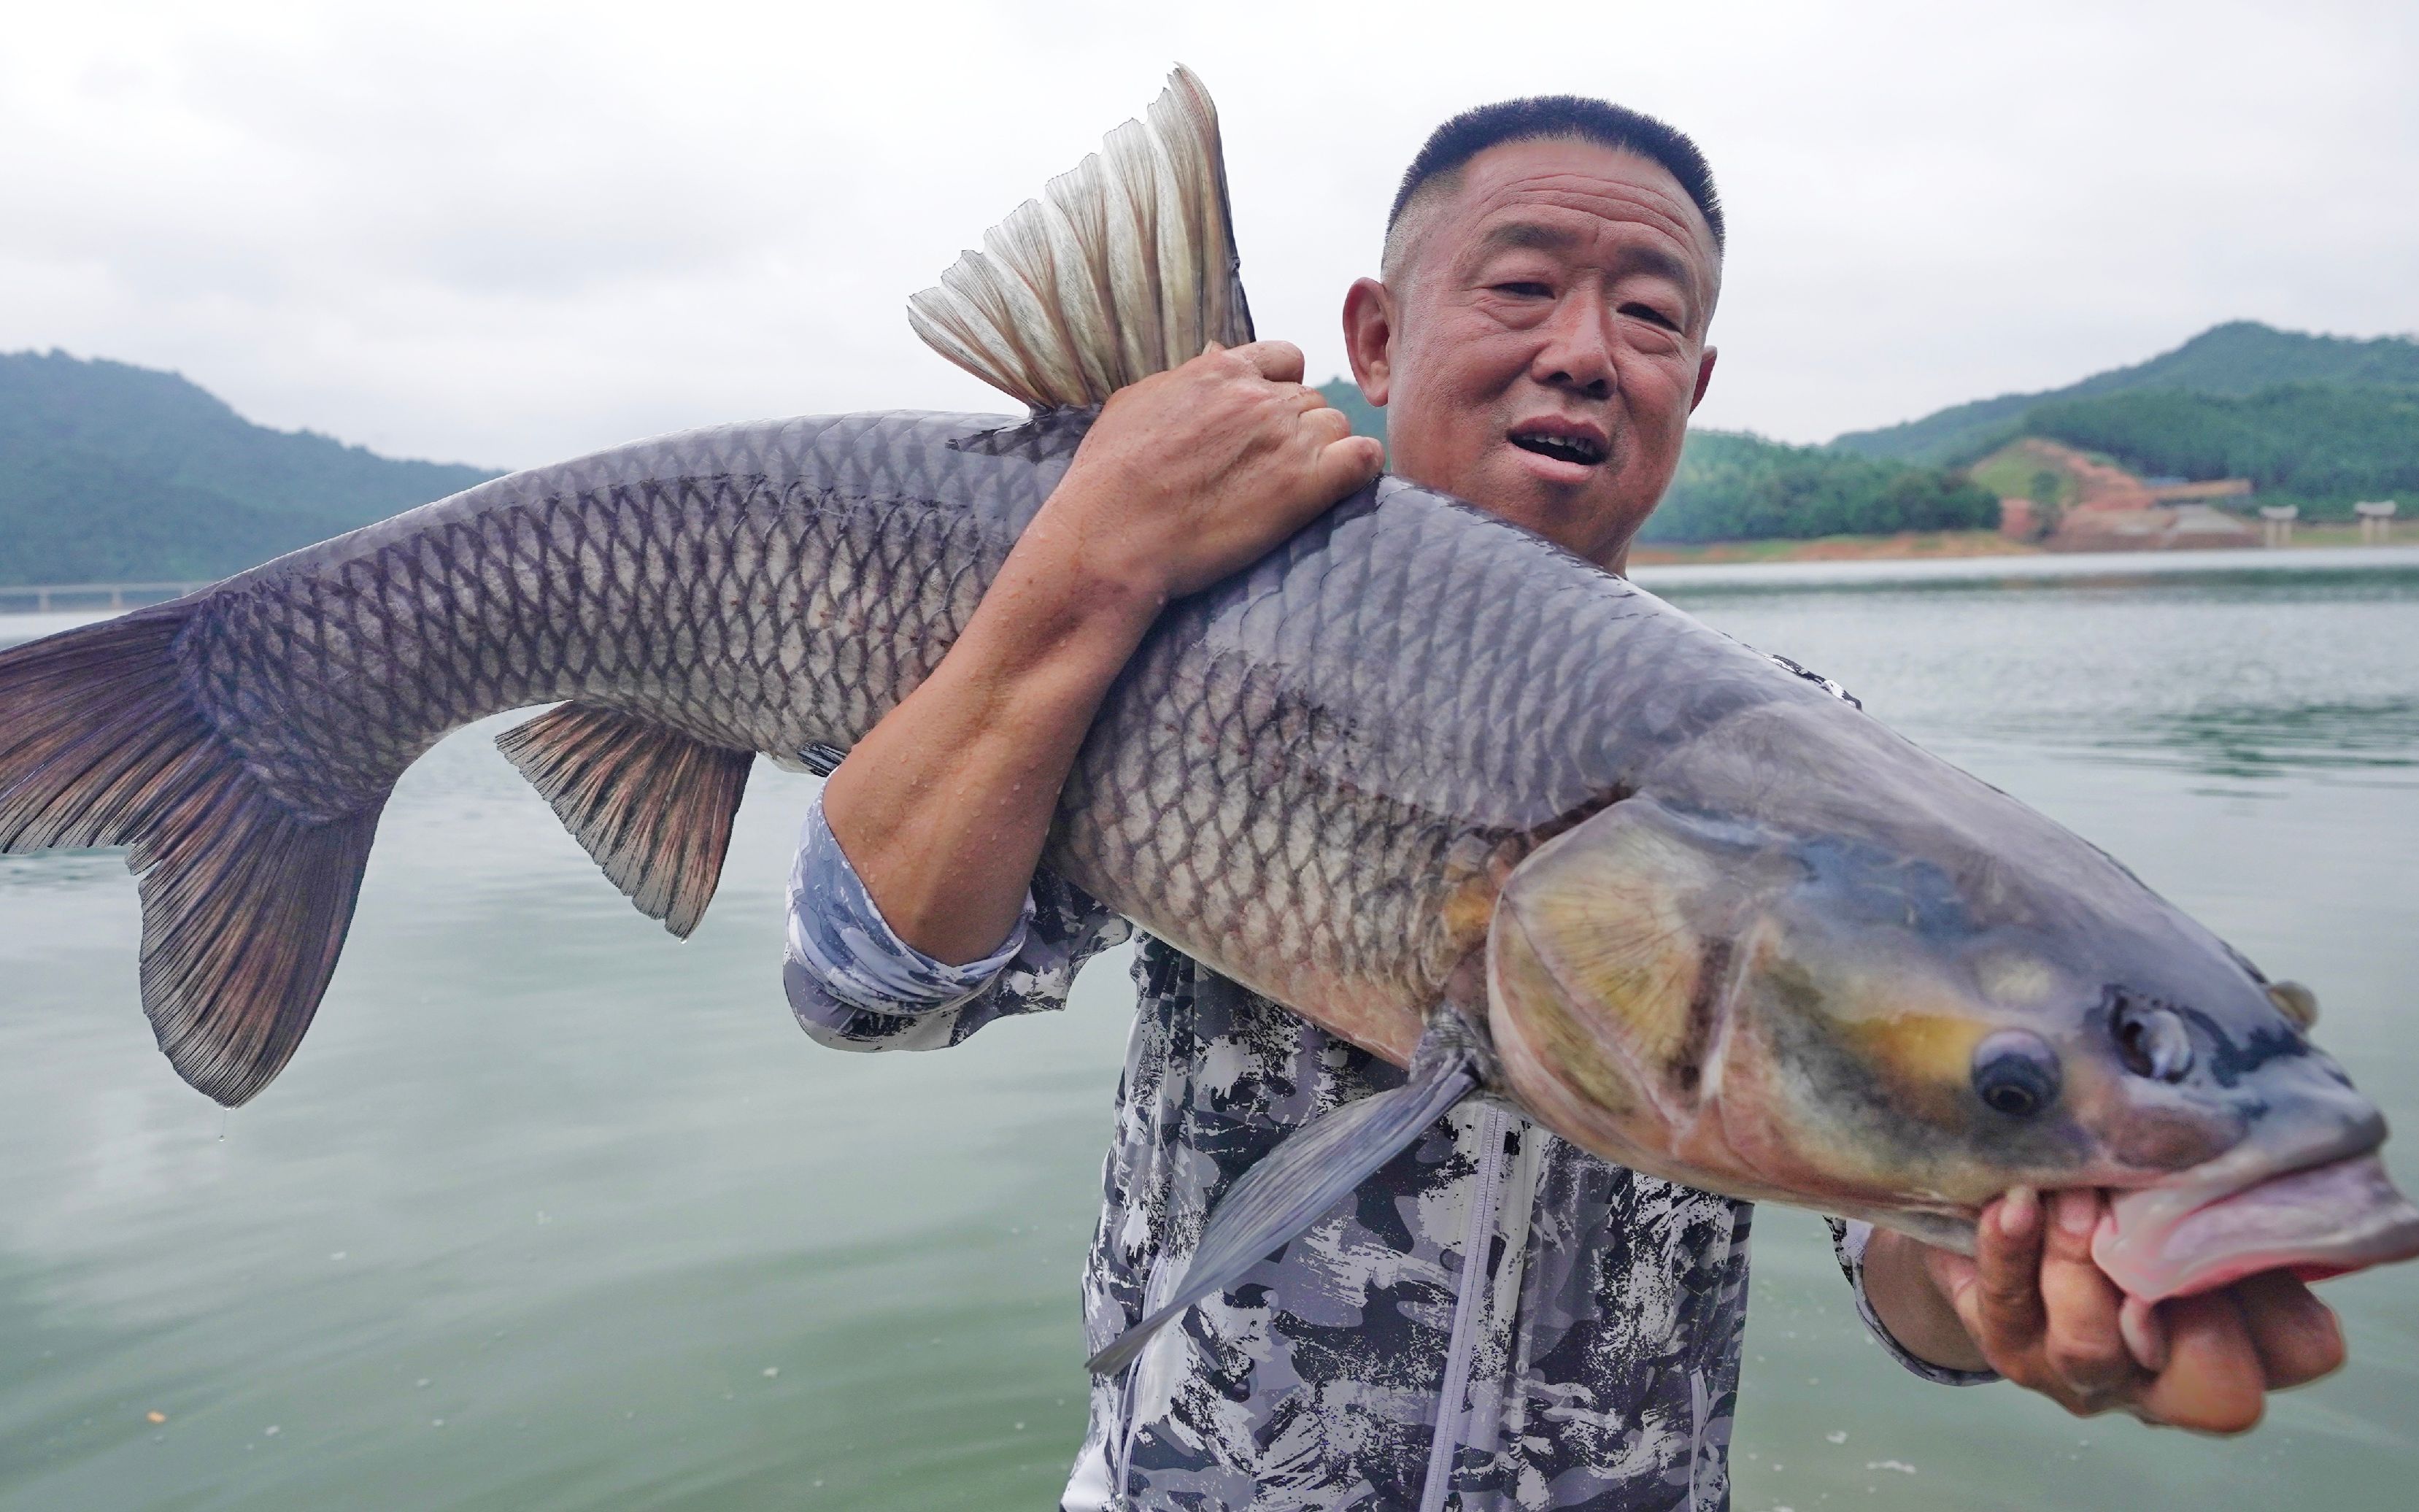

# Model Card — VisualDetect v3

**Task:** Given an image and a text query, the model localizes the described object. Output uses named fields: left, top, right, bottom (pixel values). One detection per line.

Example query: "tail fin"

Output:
left=0, top=608, right=380, bottom=1106
left=907, top=64, right=1255, bottom=409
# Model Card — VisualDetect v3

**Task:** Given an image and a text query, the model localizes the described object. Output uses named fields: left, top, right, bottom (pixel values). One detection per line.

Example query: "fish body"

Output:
left=147, top=403, right=1791, bottom=1071
left=3, top=69, right=2412, bottom=1355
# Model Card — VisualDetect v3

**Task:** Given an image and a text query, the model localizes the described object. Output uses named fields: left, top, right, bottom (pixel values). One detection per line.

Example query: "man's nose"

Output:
left=1531, top=290, right=1615, bottom=400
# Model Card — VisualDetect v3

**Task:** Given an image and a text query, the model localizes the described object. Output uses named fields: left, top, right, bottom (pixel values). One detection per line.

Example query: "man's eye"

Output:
left=1622, top=303, right=1681, bottom=331
left=1493, top=282, right=1553, bottom=298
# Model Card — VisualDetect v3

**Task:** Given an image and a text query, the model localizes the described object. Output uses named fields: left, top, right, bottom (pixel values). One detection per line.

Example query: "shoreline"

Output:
left=1625, top=525, right=2396, bottom=567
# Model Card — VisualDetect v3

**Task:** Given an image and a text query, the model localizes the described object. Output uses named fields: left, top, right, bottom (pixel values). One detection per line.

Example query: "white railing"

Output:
left=0, top=581, right=206, bottom=613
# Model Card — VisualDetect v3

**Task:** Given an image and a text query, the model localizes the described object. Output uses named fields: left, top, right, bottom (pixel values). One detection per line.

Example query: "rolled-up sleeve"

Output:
left=782, top=788, right=1131, bottom=1052
left=1826, top=1217, right=2000, bottom=1386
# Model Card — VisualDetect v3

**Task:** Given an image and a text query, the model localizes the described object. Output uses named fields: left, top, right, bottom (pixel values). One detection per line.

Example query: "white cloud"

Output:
left=3, top=0, right=2412, bottom=466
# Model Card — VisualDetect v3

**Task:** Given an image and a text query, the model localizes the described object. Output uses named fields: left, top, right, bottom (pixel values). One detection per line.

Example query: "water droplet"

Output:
left=416, top=1378, right=431, bottom=1389
left=262, top=1425, right=279, bottom=1437
left=431, top=1418, right=445, bottom=1428
left=330, top=1251, right=347, bottom=1262
left=144, top=1411, right=166, bottom=1424
left=763, top=1366, right=779, bottom=1378
left=1826, top=1430, right=1847, bottom=1444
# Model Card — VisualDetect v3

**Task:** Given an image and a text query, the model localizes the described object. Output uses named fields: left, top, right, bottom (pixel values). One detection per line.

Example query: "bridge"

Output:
left=0, top=581, right=206, bottom=614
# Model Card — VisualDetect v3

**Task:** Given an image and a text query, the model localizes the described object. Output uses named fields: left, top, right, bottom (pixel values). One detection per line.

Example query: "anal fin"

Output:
left=496, top=703, right=753, bottom=938
left=1084, top=1010, right=1484, bottom=1377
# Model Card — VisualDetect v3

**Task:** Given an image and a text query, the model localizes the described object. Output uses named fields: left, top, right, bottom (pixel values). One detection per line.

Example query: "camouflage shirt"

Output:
left=782, top=663, right=1987, bottom=1512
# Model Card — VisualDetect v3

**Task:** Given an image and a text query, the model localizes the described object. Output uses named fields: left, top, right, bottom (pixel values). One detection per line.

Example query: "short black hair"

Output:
left=1386, top=96, right=1724, bottom=252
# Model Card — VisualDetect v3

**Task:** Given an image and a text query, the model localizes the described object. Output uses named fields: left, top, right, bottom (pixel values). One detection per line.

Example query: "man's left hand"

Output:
left=1861, top=1187, right=2345, bottom=1433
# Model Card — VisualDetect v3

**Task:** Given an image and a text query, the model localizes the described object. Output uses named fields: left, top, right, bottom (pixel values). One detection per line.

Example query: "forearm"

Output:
left=1859, top=1227, right=1993, bottom=1374
left=821, top=492, right=1162, bottom=964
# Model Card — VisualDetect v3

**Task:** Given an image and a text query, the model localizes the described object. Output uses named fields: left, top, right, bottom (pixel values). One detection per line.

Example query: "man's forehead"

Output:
left=1411, top=137, right=1718, bottom=276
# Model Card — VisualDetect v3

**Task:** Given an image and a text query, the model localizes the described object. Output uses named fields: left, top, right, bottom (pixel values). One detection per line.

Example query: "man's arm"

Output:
left=819, top=339, right=1384, bottom=965
left=1859, top=1189, right=2346, bottom=1432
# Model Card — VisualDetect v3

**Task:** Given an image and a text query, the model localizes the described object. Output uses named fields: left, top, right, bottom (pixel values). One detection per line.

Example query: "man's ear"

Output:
left=1341, top=277, right=1397, bottom=406
left=1689, top=346, right=1718, bottom=413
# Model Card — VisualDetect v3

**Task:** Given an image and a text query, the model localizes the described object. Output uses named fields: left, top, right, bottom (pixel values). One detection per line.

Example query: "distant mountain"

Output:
left=1832, top=321, right=2419, bottom=466
left=2023, top=383, right=2419, bottom=512
left=0, top=350, right=501, bottom=586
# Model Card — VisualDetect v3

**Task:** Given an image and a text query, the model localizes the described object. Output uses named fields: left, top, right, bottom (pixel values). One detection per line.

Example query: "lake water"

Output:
left=2, top=551, right=2415, bottom=1511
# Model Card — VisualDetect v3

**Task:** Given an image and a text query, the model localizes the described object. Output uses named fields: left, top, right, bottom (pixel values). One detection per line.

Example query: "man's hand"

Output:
left=822, top=339, right=1378, bottom=965
left=1041, top=340, right=1385, bottom=606
left=1861, top=1189, right=2345, bottom=1434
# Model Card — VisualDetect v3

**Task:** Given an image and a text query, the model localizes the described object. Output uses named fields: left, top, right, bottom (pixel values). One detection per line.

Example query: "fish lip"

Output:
left=2094, top=1122, right=2419, bottom=1300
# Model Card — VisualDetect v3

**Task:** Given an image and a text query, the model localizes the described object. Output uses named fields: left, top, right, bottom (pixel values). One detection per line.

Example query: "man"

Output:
left=784, top=97, right=2343, bottom=1510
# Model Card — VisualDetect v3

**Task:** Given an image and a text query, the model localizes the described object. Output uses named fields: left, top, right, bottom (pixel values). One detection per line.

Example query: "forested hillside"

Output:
left=2021, top=384, right=2419, bottom=514
left=1314, top=379, right=1996, bottom=543
left=0, top=350, right=500, bottom=585
left=1644, top=431, right=1998, bottom=542
left=1832, top=322, right=2419, bottom=466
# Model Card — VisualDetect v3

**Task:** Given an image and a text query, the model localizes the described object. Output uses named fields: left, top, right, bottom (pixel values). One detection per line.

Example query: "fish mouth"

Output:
left=1506, top=418, right=1609, bottom=471
left=2094, top=1152, right=2419, bottom=1301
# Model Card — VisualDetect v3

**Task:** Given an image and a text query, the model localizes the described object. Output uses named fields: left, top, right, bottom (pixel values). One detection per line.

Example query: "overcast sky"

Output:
left=4, top=0, right=2414, bottom=470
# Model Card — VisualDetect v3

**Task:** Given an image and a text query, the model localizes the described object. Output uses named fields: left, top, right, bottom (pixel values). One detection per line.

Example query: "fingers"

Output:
left=1297, top=399, right=1351, bottom=437
left=1313, top=434, right=1386, bottom=498
left=2137, top=1291, right=2266, bottom=1435
left=2233, top=1270, right=2345, bottom=1389
left=1961, top=1187, right=2048, bottom=1358
left=1230, top=339, right=1306, bottom=383
left=2039, top=1191, right=2134, bottom=1402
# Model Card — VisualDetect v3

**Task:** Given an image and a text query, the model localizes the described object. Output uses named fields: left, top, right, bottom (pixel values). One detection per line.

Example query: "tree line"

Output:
left=2022, top=383, right=2418, bottom=517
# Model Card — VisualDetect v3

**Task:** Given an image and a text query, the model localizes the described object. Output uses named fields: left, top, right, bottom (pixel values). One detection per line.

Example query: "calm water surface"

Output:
left=1, top=555, right=2415, bottom=1511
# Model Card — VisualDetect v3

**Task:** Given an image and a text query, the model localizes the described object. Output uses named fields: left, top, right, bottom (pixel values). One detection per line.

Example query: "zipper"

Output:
left=1418, top=1103, right=1513, bottom=1512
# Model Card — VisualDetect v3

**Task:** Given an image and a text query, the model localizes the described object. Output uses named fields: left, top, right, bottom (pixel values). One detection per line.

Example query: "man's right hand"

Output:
left=1036, top=340, right=1386, bottom=605
left=821, top=341, right=1378, bottom=966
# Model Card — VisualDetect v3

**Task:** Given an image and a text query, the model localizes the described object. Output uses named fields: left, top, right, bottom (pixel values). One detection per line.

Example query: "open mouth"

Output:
left=2094, top=1152, right=2419, bottom=1301
left=1508, top=425, right=1608, bottom=468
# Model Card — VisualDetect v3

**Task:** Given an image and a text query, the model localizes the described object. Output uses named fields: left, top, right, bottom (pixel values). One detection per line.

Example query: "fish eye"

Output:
left=1972, top=1030, right=2061, bottom=1118
left=2111, top=997, right=2195, bottom=1082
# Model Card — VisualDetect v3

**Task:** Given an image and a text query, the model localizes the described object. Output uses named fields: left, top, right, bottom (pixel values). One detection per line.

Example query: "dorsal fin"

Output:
left=496, top=703, right=755, bottom=938
left=908, top=65, right=1254, bottom=410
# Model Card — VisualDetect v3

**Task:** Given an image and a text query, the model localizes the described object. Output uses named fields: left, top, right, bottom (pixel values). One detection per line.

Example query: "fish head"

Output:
left=1486, top=785, right=2419, bottom=1301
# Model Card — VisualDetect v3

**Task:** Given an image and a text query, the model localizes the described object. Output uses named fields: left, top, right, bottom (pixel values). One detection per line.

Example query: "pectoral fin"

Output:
left=1084, top=1011, right=1484, bottom=1377
left=496, top=703, right=753, bottom=938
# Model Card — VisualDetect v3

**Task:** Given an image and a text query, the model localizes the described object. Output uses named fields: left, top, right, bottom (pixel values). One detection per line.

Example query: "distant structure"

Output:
left=2258, top=504, right=2299, bottom=549
left=0, top=582, right=201, bottom=614
left=2356, top=501, right=2397, bottom=544
left=2145, top=478, right=2254, bottom=505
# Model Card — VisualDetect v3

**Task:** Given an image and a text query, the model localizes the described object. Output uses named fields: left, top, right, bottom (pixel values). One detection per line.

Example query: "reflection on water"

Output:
left=4, top=558, right=2418, bottom=1512
left=2059, top=698, right=2419, bottom=782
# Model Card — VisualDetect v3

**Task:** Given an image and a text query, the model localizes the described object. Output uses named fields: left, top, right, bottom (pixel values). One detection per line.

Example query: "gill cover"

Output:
left=1483, top=795, right=1789, bottom=1197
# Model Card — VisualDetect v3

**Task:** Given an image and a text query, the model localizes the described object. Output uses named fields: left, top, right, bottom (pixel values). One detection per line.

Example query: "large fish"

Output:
left=3, top=70, right=2413, bottom=1376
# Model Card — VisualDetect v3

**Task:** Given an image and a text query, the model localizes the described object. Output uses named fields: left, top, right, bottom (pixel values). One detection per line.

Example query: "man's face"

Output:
left=1343, top=136, right=1721, bottom=569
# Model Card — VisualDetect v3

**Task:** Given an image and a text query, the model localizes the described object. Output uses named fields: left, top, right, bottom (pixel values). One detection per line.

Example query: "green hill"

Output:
left=2023, top=383, right=2419, bottom=516
left=1645, top=431, right=1997, bottom=543
left=1832, top=321, right=2419, bottom=466
left=0, top=350, right=501, bottom=586
left=1314, top=378, right=1994, bottom=542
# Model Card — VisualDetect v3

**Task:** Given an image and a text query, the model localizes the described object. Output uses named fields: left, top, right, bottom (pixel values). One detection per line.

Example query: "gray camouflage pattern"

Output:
left=787, top=657, right=1985, bottom=1512
left=798, top=898, right=1756, bottom=1512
